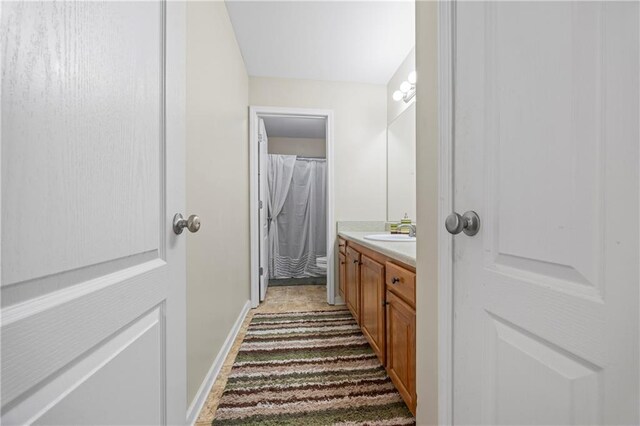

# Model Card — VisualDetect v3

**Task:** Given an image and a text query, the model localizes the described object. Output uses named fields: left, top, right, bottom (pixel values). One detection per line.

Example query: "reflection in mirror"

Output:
left=387, top=101, right=416, bottom=222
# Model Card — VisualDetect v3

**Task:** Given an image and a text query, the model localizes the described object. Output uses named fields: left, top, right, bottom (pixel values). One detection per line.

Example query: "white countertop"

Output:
left=338, top=230, right=416, bottom=268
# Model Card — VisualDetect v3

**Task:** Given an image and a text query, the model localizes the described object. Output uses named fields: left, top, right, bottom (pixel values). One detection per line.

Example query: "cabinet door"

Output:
left=345, top=246, right=361, bottom=324
left=360, top=255, right=386, bottom=364
left=338, top=252, right=346, bottom=298
left=386, top=290, right=416, bottom=415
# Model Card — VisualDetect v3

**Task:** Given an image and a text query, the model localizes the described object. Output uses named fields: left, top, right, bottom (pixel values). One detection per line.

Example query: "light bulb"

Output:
left=392, top=90, right=404, bottom=101
left=408, top=71, right=417, bottom=84
left=400, top=81, right=411, bottom=93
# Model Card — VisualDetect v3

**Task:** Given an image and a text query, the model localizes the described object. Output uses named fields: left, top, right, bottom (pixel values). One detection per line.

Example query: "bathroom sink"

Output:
left=364, top=234, right=416, bottom=242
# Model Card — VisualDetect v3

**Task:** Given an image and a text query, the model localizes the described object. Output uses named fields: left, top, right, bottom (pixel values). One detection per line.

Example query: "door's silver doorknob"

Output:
left=173, top=213, right=201, bottom=234
left=445, top=211, right=480, bottom=236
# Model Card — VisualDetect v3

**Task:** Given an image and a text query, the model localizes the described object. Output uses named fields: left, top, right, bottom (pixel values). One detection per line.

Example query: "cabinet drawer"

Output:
left=385, top=262, right=416, bottom=307
left=338, top=238, right=346, bottom=255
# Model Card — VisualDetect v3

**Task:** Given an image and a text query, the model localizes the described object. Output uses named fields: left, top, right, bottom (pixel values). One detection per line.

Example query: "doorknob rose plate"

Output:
left=461, top=211, right=480, bottom=236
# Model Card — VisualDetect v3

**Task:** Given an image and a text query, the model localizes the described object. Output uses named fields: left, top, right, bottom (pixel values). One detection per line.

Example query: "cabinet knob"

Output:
left=391, top=277, right=400, bottom=284
left=353, top=259, right=359, bottom=264
left=382, top=301, right=389, bottom=307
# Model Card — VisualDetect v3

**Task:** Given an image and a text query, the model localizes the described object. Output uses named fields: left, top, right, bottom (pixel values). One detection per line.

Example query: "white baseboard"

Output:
left=334, top=295, right=346, bottom=305
left=186, top=300, right=251, bottom=425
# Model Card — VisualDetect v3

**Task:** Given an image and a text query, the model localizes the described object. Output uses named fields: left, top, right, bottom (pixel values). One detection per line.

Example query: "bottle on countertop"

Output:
left=390, top=223, right=399, bottom=234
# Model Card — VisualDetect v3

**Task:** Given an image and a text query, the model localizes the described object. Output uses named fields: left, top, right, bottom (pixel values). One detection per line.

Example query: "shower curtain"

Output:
left=267, top=155, right=327, bottom=279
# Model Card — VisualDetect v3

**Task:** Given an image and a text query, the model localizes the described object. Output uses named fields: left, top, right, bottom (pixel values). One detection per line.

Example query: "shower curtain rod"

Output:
left=296, top=156, right=326, bottom=161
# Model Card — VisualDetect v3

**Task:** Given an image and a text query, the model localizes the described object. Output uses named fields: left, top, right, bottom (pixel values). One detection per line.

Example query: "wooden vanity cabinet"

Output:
left=360, top=255, right=386, bottom=364
left=338, top=252, right=346, bottom=299
left=386, top=290, right=416, bottom=414
left=385, top=261, right=416, bottom=415
left=340, top=237, right=417, bottom=416
left=345, top=246, right=361, bottom=324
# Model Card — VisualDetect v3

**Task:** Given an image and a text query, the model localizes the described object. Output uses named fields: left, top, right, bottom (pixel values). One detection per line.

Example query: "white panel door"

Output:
left=1, top=1, right=186, bottom=425
left=452, top=2, right=639, bottom=425
left=258, top=119, right=269, bottom=301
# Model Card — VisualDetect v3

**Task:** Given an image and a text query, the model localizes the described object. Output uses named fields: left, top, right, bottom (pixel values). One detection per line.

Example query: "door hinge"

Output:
left=259, top=267, right=264, bottom=276
left=259, top=200, right=263, bottom=209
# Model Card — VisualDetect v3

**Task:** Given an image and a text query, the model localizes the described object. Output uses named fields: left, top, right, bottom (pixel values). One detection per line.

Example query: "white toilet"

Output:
left=316, top=256, right=327, bottom=272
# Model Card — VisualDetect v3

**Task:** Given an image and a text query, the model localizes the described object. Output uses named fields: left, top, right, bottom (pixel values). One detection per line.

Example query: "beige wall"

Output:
left=387, top=47, right=416, bottom=125
left=186, top=1, right=250, bottom=406
left=415, top=1, right=439, bottom=424
left=250, top=77, right=388, bottom=222
left=268, top=137, right=326, bottom=158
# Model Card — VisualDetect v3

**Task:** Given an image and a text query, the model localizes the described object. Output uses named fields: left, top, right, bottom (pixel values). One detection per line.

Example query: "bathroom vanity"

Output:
left=338, top=231, right=416, bottom=415
left=334, top=64, right=418, bottom=415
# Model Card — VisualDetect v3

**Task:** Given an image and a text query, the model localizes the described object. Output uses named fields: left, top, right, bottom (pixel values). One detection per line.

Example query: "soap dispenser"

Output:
left=399, top=213, right=412, bottom=235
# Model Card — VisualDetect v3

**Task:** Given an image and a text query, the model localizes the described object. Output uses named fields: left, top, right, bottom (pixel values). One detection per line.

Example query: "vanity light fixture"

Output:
left=393, top=70, right=417, bottom=103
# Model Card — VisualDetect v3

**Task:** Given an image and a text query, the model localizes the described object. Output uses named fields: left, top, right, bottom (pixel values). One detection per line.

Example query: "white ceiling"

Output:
left=263, top=116, right=326, bottom=139
left=225, top=1, right=415, bottom=85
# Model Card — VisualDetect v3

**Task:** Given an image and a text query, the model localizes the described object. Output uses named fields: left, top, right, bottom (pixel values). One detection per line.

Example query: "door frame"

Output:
left=248, top=106, right=336, bottom=308
left=166, top=1, right=187, bottom=423
left=437, top=2, right=454, bottom=426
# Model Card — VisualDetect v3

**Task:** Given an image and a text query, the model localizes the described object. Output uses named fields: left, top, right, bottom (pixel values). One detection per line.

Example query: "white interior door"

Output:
left=452, top=2, right=639, bottom=425
left=1, top=1, right=186, bottom=424
left=258, top=119, right=269, bottom=301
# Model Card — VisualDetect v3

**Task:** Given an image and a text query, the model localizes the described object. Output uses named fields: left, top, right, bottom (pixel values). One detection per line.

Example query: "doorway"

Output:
left=249, top=106, right=335, bottom=308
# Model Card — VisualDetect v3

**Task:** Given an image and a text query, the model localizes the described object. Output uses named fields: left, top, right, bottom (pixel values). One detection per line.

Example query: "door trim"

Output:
left=437, top=2, right=455, bottom=425
left=248, top=106, right=335, bottom=308
left=162, top=1, right=187, bottom=424
left=164, top=1, right=187, bottom=423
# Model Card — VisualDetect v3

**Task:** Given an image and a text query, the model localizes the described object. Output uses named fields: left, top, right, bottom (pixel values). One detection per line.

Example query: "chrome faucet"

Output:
left=397, top=223, right=416, bottom=238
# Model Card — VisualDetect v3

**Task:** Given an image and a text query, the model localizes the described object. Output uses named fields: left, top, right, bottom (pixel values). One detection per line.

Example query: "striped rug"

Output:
left=212, top=308, right=415, bottom=425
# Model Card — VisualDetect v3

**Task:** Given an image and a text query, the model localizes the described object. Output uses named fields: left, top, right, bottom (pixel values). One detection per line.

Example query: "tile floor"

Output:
left=195, top=285, right=344, bottom=425
left=269, top=276, right=327, bottom=286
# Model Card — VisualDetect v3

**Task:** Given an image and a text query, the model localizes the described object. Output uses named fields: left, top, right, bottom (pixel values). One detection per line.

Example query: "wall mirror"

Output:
left=387, top=101, right=416, bottom=222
